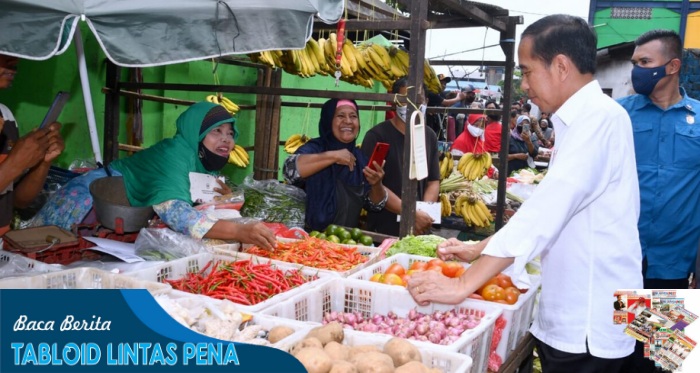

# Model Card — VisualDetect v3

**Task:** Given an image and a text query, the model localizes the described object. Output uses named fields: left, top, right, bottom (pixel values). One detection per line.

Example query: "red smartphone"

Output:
left=367, top=142, right=390, bottom=170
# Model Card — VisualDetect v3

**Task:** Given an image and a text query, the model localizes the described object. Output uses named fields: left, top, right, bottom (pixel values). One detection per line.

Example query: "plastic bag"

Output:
left=134, top=228, right=208, bottom=261
left=239, top=176, right=306, bottom=228
left=195, top=187, right=245, bottom=211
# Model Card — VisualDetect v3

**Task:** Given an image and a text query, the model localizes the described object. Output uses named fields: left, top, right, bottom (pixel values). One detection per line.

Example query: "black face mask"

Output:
left=487, top=115, right=501, bottom=122
left=198, top=143, right=228, bottom=171
left=465, top=96, right=475, bottom=105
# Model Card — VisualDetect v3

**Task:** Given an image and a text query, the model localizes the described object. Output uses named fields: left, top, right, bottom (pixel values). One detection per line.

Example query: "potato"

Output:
left=291, top=337, right=323, bottom=356
left=351, top=351, right=395, bottom=373
left=329, top=360, right=358, bottom=373
left=268, top=326, right=295, bottom=344
left=325, top=341, right=351, bottom=361
left=383, top=338, right=422, bottom=367
left=295, top=347, right=332, bottom=373
left=394, top=361, right=429, bottom=373
left=306, top=322, right=345, bottom=346
left=348, top=345, right=382, bottom=359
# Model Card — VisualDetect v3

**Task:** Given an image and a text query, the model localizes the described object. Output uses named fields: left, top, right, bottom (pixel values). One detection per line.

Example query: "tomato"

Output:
left=409, top=261, right=428, bottom=271
left=477, top=277, right=499, bottom=296
left=427, top=259, right=445, bottom=269
left=382, top=273, right=405, bottom=286
left=495, top=273, right=514, bottom=289
left=442, top=262, right=464, bottom=278
left=369, top=273, right=384, bottom=283
left=495, top=300, right=509, bottom=304
left=426, top=265, right=444, bottom=274
left=468, top=293, right=484, bottom=300
left=385, top=263, right=406, bottom=277
left=400, top=274, right=411, bottom=286
left=454, top=267, right=466, bottom=278
left=504, top=287, right=520, bottom=305
left=481, top=284, right=506, bottom=302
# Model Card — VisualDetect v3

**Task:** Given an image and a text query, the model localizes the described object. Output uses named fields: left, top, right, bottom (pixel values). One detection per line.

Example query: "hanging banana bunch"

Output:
left=284, top=134, right=310, bottom=154
left=228, top=144, right=249, bottom=168
left=439, top=152, right=454, bottom=180
left=440, top=193, right=452, bottom=217
left=456, top=152, right=493, bottom=181
left=206, top=94, right=240, bottom=115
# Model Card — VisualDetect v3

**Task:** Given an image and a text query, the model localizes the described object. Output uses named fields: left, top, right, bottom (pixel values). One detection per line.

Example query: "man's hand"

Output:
left=414, top=210, right=434, bottom=235
left=238, top=221, right=276, bottom=250
left=407, top=270, right=464, bottom=306
left=437, top=238, right=482, bottom=262
left=332, top=149, right=356, bottom=171
left=44, top=123, right=65, bottom=163
left=8, top=128, right=51, bottom=170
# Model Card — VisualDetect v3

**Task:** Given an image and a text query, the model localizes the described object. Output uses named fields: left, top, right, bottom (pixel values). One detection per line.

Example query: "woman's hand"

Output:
left=363, top=160, right=385, bottom=186
left=437, top=238, right=482, bottom=262
left=239, top=221, right=276, bottom=250
left=407, top=271, right=464, bottom=306
left=332, top=149, right=356, bottom=171
left=213, top=179, right=232, bottom=195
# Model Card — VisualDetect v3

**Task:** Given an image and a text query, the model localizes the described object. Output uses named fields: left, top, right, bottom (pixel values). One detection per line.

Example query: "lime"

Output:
left=343, top=239, right=357, bottom=245
left=316, top=233, right=327, bottom=240
left=325, top=224, right=339, bottom=237
left=350, top=227, right=363, bottom=241
left=359, top=235, right=374, bottom=246
left=309, top=230, right=320, bottom=238
left=327, top=235, right=341, bottom=244
left=337, top=229, right=352, bottom=241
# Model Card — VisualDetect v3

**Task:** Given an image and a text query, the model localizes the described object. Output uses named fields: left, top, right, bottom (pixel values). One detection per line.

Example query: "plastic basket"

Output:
left=349, top=253, right=542, bottom=367
left=126, top=252, right=334, bottom=313
left=238, top=237, right=382, bottom=277
left=0, top=267, right=169, bottom=294
left=261, top=277, right=502, bottom=373
left=0, top=249, right=64, bottom=279
left=282, top=328, right=473, bottom=373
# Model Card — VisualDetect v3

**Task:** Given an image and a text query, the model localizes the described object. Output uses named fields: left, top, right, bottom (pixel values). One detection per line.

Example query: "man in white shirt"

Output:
left=407, top=14, right=643, bottom=372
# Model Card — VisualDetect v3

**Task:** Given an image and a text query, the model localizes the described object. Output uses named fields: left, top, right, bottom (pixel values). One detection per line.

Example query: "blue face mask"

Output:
left=631, top=60, right=672, bottom=96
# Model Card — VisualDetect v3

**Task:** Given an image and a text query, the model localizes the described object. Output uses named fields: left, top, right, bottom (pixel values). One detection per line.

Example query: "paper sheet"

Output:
left=82, top=237, right=144, bottom=263
left=396, top=201, right=441, bottom=224
left=189, top=172, right=224, bottom=203
left=409, top=110, right=428, bottom=181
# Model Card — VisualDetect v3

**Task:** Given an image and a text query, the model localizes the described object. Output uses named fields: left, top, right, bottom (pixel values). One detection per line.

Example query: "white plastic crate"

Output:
left=261, top=277, right=502, bottom=373
left=153, top=290, right=312, bottom=350
left=0, top=249, right=63, bottom=278
left=239, top=237, right=383, bottom=277
left=126, top=252, right=333, bottom=313
left=282, top=328, right=473, bottom=373
left=349, top=253, right=541, bottom=367
left=0, top=267, right=169, bottom=294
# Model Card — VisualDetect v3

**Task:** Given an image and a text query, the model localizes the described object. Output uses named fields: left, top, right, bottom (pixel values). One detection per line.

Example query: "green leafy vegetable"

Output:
left=385, top=235, right=446, bottom=258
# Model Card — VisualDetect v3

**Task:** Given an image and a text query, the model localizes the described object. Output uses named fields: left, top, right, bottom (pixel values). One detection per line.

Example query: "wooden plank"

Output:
left=314, top=19, right=420, bottom=32
left=399, top=0, right=429, bottom=237
left=495, top=17, right=518, bottom=232
left=119, top=82, right=400, bottom=103
left=281, top=101, right=392, bottom=111
left=345, top=0, right=404, bottom=20
left=266, top=69, right=283, bottom=180
left=432, top=0, right=507, bottom=31
left=103, top=61, right=121, bottom=165
left=101, top=87, right=256, bottom=109
left=253, top=67, right=271, bottom=180
left=428, top=60, right=511, bottom=67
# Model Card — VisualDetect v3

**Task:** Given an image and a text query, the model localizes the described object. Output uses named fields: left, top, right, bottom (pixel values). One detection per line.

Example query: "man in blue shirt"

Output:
left=618, top=29, right=700, bottom=373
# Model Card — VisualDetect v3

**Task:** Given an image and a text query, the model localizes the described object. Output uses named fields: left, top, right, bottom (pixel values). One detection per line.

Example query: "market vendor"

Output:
left=0, top=54, right=65, bottom=236
left=451, top=114, right=487, bottom=155
left=283, top=98, right=387, bottom=232
left=407, top=15, right=643, bottom=372
left=507, top=115, right=539, bottom=173
left=30, top=102, right=276, bottom=249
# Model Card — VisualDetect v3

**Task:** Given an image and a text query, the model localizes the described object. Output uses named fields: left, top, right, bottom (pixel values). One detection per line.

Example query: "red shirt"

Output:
left=484, top=120, right=502, bottom=152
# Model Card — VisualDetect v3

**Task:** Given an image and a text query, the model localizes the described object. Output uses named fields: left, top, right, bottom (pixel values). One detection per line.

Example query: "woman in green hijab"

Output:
left=31, top=102, right=275, bottom=249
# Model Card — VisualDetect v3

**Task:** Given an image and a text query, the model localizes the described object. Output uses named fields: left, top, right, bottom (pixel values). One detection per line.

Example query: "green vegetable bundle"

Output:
left=239, top=176, right=306, bottom=228
left=385, top=234, right=446, bottom=257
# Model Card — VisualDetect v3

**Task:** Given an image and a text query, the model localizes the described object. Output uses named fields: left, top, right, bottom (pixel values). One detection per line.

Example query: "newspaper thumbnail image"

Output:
left=652, top=330, right=697, bottom=372
left=625, top=308, right=671, bottom=343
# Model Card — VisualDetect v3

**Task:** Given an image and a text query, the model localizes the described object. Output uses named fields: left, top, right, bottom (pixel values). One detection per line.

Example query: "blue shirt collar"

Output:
left=630, top=87, right=696, bottom=114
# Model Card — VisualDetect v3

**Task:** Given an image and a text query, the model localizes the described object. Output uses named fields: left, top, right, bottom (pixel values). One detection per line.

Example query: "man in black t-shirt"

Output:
left=426, top=74, right=466, bottom=141
left=361, top=78, right=441, bottom=236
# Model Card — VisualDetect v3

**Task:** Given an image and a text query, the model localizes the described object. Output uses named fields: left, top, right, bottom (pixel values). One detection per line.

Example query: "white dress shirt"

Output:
left=482, top=80, right=643, bottom=358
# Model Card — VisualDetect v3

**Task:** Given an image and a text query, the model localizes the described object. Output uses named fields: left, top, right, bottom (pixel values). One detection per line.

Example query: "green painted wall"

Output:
left=0, top=23, right=386, bottom=185
left=594, top=8, right=681, bottom=49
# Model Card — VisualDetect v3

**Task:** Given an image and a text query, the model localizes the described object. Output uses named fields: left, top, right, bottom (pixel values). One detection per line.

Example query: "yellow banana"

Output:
left=219, top=96, right=239, bottom=115
left=342, top=40, right=358, bottom=73
left=206, top=95, right=220, bottom=104
left=370, top=44, right=391, bottom=66
left=457, top=153, right=473, bottom=172
left=234, top=145, right=249, bottom=165
left=308, top=38, right=326, bottom=71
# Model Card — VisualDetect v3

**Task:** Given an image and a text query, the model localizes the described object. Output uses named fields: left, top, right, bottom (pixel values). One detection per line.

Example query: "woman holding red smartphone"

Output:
left=283, top=98, right=388, bottom=232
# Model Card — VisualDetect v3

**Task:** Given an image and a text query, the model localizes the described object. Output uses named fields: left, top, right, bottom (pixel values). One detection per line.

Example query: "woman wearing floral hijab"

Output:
left=32, top=102, right=275, bottom=249
left=283, top=98, right=387, bottom=232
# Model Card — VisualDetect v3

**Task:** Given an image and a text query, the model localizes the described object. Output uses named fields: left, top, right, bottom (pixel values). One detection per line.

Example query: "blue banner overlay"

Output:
left=0, top=290, right=305, bottom=372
